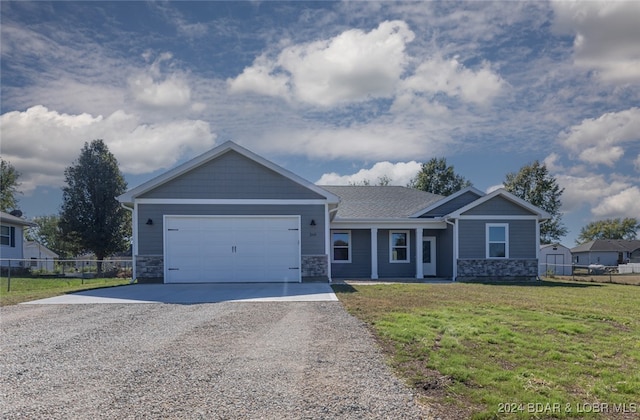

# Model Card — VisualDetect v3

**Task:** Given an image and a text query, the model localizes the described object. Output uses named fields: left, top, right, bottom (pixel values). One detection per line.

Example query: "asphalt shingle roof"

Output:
left=320, top=186, right=444, bottom=219
left=571, top=239, right=640, bottom=253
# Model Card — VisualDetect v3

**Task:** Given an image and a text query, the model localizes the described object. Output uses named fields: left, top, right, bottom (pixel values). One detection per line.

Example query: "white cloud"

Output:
left=316, top=161, right=422, bottom=186
left=591, top=186, right=640, bottom=218
left=128, top=53, right=192, bottom=107
left=559, top=107, right=640, bottom=166
left=0, top=106, right=216, bottom=192
left=634, top=155, right=640, bottom=172
left=555, top=173, right=633, bottom=214
left=551, top=1, right=640, bottom=83
left=486, top=184, right=504, bottom=194
left=229, top=20, right=415, bottom=106
left=543, top=153, right=564, bottom=173
left=228, top=55, right=291, bottom=98
left=229, top=20, right=505, bottom=108
left=258, top=122, right=450, bottom=162
left=402, top=56, right=505, bottom=104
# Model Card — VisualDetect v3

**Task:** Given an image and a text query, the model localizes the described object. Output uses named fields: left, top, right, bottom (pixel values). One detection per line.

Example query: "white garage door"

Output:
left=164, top=216, right=301, bottom=283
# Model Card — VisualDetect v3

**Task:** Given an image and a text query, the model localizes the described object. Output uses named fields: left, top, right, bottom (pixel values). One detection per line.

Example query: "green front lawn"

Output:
left=0, top=277, right=131, bottom=306
left=334, top=280, right=640, bottom=419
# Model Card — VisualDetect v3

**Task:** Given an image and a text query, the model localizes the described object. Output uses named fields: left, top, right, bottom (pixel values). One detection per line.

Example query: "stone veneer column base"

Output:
left=301, top=255, right=329, bottom=282
left=135, top=255, right=164, bottom=283
left=457, top=259, right=538, bottom=282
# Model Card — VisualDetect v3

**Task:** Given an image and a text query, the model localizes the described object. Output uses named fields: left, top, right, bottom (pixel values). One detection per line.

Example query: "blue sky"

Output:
left=1, top=1, right=639, bottom=245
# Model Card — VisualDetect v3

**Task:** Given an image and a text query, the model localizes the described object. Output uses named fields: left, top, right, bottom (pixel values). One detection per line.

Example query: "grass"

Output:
left=548, top=274, right=640, bottom=286
left=0, top=277, right=131, bottom=306
left=333, top=280, right=640, bottom=419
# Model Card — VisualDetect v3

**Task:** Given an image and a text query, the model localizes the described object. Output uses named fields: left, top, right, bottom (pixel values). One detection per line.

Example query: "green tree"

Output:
left=60, top=140, right=129, bottom=273
left=503, top=160, right=567, bottom=244
left=26, top=215, right=80, bottom=258
left=576, top=218, right=639, bottom=244
left=0, top=158, right=21, bottom=211
left=409, top=158, right=471, bottom=196
left=349, top=175, right=392, bottom=186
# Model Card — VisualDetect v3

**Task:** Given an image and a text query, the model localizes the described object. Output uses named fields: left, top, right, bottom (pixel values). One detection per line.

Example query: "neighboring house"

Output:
left=0, top=211, right=36, bottom=267
left=23, top=241, right=59, bottom=271
left=539, top=243, right=572, bottom=276
left=118, top=141, right=550, bottom=284
left=571, top=239, right=640, bottom=267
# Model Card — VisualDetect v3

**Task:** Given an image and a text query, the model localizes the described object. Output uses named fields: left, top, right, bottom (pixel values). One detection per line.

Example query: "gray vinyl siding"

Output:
left=572, top=251, right=619, bottom=266
left=378, top=229, right=415, bottom=278
left=137, top=204, right=326, bottom=255
left=330, top=229, right=371, bottom=278
left=432, top=226, right=454, bottom=278
left=462, top=196, right=536, bottom=216
left=420, top=191, right=482, bottom=217
left=458, top=219, right=537, bottom=259
left=140, top=150, right=324, bottom=200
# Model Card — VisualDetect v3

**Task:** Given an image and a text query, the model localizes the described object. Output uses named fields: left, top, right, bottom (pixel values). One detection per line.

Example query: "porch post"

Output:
left=371, top=228, right=378, bottom=279
left=416, top=227, right=423, bottom=279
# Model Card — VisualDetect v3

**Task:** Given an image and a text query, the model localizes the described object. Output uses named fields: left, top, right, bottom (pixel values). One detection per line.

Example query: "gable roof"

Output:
left=0, top=211, right=36, bottom=227
left=571, top=239, right=640, bottom=253
left=118, top=141, right=340, bottom=204
left=320, top=186, right=443, bottom=219
left=445, top=188, right=551, bottom=219
left=24, top=241, right=59, bottom=258
left=410, top=186, right=484, bottom=218
left=540, top=243, right=571, bottom=251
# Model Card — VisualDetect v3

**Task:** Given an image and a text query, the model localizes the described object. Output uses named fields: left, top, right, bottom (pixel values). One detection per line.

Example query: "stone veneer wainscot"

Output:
left=457, top=259, right=538, bottom=281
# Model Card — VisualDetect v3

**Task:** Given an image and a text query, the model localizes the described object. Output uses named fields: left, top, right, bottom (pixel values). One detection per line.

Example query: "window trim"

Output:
left=389, top=230, right=410, bottom=263
left=486, top=223, right=509, bottom=259
left=331, top=230, right=352, bottom=263
left=1, top=225, right=15, bottom=247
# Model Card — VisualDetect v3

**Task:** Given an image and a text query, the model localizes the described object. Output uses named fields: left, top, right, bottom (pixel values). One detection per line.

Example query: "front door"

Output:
left=422, top=236, right=436, bottom=276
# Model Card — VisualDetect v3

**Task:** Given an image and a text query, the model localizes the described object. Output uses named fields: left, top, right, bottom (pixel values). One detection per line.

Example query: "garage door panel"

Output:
left=165, top=216, right=300, bottom=283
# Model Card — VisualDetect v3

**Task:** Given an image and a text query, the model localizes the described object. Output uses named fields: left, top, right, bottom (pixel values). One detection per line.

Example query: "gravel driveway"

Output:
left=1, top=301, right=430, bottom=419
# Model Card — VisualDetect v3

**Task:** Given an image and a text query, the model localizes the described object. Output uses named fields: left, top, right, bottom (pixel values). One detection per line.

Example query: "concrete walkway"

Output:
left=21, top=282, right=338, bottom=304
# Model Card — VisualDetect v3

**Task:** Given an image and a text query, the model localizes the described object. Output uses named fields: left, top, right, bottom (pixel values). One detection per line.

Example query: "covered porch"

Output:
left=329, top=221, right=455, bottom=281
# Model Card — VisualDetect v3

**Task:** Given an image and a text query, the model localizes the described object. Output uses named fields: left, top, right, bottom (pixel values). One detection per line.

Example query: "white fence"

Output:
left=539, top=262, right=640, bottom=276
left=618, top=263, right=640, bottom=274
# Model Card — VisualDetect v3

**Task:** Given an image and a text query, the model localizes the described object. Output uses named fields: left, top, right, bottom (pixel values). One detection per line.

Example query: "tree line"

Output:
left=1, top=140, right=129, bottom=273
left=1, top=142, right=638, bottom=265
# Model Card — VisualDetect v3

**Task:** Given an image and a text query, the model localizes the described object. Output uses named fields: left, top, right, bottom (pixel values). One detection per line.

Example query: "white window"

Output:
left=486, top=223, right=509, bottom=258
left=332, top=230, right=351, bottom=263
left=1, top=226, right=13, bottom=247
left=390, top=230, right=410, bottom=263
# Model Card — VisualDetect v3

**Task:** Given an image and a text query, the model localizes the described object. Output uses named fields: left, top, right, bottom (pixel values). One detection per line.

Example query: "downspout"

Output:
left=120, top=202, right=136, bottom=284
left=445, top=218, right=457, bottom=281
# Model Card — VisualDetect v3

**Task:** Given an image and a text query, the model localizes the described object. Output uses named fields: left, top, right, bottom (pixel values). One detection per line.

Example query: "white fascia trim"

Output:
left=135, top=198, right=330, bottom=205
left=455, top=215, right=541, bottom=220
left=409, top=186, right=485, bottom=218
left=330, top=220, right=447, bottom=230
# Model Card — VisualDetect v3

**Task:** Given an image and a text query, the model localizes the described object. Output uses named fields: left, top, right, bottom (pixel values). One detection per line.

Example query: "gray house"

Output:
left=118, top=141, right=549, bottom=283
left=571, top=239, right=640, bottom=266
